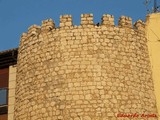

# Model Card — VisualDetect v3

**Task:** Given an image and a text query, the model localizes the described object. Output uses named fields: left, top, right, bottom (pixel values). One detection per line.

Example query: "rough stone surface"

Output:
left=14, top=14, right=158, bottom=120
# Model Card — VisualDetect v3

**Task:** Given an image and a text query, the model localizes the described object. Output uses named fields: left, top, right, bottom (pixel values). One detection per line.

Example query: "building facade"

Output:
left=0, top=48, right=17, bottom=120
left=146, top=12, right=160, bottom=120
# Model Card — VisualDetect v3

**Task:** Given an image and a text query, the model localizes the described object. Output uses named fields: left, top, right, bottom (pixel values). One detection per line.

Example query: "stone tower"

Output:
left=14, top=14, right=158, bottom=120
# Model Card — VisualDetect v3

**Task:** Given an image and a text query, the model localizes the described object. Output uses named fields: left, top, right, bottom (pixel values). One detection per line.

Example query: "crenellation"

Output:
left=118, top=16, right=132, bottom=28
left=81, top=14, right=94, bottom=26
left=21, top=32, right=28, bottom=39
left=20, top=32, right=28, bottom=48
left=28, top=24, right=41, bottom=36
left=134, top=20, right=145, bottom=32
left=41, top=19, right=55, bottom=31
left=60, top=15, right=73, bottom=27
left=24, top=14, right=147, bottom=36
left=101, top=14, right=114, bottom=26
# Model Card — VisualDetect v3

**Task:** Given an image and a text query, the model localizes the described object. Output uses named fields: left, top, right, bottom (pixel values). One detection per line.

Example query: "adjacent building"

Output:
left=0, top=48, right=17, bottom=120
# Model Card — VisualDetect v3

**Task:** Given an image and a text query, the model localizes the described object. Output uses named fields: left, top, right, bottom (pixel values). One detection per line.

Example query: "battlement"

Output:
left=60, top=15, right=73, bottom=27
left=81, top=14, right=94, bottom=26
left=28, top=25, right=41, bottom=36
left=41, top=19, right=55, bottom=31
left=118, top=16, right=132, bottom=28
left=134, top=20, right=145, bottom=31
left=101, top=14, right=114, bottom=26
left=22, top=13, right=145, bottom=39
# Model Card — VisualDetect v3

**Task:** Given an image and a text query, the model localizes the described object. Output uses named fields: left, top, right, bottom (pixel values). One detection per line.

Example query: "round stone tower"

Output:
left=14, top=14, right=158, bottom=120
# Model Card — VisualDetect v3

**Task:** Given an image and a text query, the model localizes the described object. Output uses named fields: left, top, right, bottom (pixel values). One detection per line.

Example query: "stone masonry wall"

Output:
left=14, top=14, right=158, bottom=120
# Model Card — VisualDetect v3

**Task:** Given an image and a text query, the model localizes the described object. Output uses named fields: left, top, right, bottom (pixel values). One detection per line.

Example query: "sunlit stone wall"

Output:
left=14, top=14, right=158, bottom=120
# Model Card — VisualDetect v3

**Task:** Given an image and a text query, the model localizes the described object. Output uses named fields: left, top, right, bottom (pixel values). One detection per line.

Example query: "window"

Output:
left=0, top=88, right=8, bottom=105
left=0, top=68, right=9, bottom=115
left=0, top=88, right=8, bottom=115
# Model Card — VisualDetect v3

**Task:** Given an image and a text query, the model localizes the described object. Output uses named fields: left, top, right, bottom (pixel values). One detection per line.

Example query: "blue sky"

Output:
left=0, top=0, right=153, bottom=51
